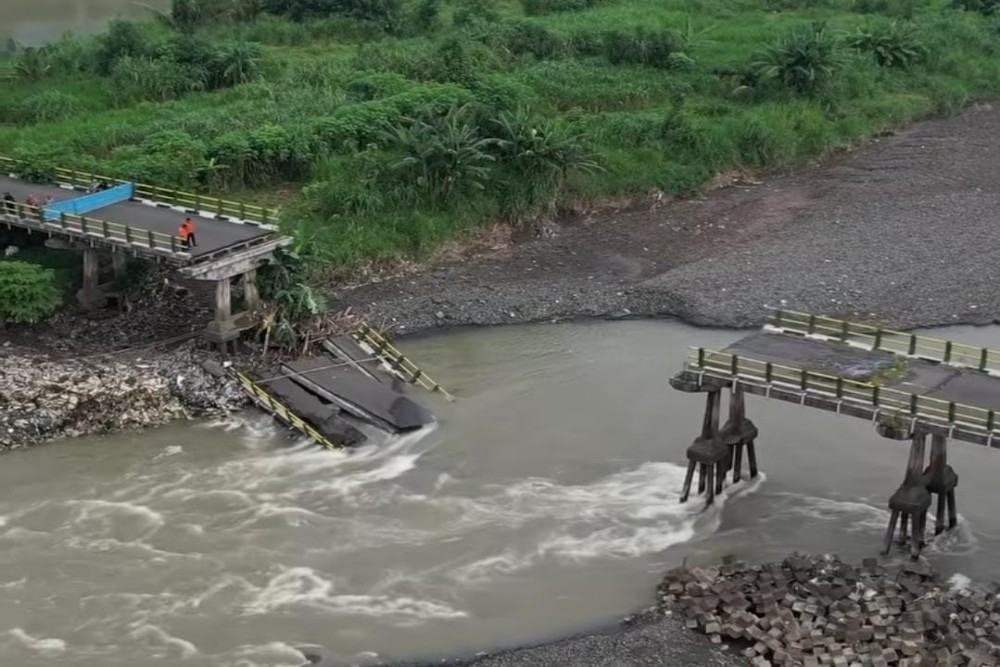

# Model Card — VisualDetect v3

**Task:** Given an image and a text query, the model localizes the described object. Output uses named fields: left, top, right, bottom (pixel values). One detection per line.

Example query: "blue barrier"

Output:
left=43, top=183, right=135, bottom=221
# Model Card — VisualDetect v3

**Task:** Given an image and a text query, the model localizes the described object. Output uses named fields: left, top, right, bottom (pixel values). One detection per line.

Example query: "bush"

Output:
left=266, top=0, right=403, bottom=32
left=17, top=91, right=81, bottom=124
left=414, top=0, right=441, bottom=32
left=14, top=48, right=52, bottom=81
left=453, top=0, right=500, bottom=26
left=505, top=21, right=564, bottom=59
left=847, top=21, right=926, bottom=67
left=521, top=0, right=601, bottom=15
left=110, top=56, right=196, bottom=104
left=752, top=23, right=844, bottom=95
left=96, top=20, right=150, bottom=75
left=952, top=0, right=1000, bottom=14
left=0, top=262, right=62, bottom=325
left=345, top=72, right=412, bottom=101
left=602, top=29, right=679, bottom=68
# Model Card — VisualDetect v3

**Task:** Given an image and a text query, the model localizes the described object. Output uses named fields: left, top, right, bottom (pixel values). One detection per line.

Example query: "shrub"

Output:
left=384, top=106, right=497, bottom=206
left=0, top=262, right=62, bottom=325
left=752, top=23, right=844, bottom=95
left=453, top=0, right=500, bottom=27
left=215, top=41, right=263, bottom=86
left=345, top=72, right=412, bottom=101
left=414, top=0, right=441, bottom=32
left=110, top=56, right=196, bottom=104
left=602, top=29, right=679, bottom=68
left=96, top=20, right=150, bottom=75
left=521, top=0, right=601, bottom=15
left=14, top=47, right=52, bottom=81
left=16, top=91, right=81, bottom=124
left=952, top=0, right=1000, bottom=14
left=847, top=21, right=926, bottom=67
left=505, top=21, right=564, bottom=59
left=266, top=0, right=404, bottom=32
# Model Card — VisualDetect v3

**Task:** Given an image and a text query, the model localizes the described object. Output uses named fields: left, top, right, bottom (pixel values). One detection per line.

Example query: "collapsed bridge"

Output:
left=672, top=311, right=1000, bottom=559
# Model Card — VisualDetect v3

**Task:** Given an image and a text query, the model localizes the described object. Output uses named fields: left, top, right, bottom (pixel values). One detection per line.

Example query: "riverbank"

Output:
left=339, top=104, right=1000, bottom=336
left=0, top=344, right=247, bottom=450
left=386, top=551, right=995, bottom=667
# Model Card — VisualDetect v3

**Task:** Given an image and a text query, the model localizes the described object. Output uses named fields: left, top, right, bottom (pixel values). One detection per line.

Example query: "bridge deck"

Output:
left=675, top=312, right=1000, bottom=447
left=1, top=175, right=270, bottom=259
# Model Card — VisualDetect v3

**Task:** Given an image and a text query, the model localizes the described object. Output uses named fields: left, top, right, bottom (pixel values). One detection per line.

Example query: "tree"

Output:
left=0, top=262, right=62, bottom=325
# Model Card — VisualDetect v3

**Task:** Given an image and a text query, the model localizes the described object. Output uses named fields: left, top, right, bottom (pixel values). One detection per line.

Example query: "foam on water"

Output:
left=6, top=629, right=67, bottom=656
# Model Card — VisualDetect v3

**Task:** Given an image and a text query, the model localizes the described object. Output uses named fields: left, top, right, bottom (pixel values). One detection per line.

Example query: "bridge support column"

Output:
left=242, top=269, right=260, bottom=311
left=76, top=247, right=108, bottom=310
left=112, top=251, right=127, bottom=279
left=924, top=433, right=959, bottom=536
left=719, top=383, right=759, bottom=484
left=203, top=278, right=242, bottom=352
left=679, top=389, right=730, bottom=508
left=883, top=431, right=932, bottom=560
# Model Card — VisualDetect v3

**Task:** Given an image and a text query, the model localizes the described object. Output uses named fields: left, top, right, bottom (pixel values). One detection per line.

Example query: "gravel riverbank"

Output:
left=340, top=105, right=1000, bottom=335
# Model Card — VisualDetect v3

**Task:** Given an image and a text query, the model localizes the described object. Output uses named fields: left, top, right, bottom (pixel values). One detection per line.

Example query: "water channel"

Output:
left=3, top=0, right=169, bottom=48
left=1, top=320, right=998, bottom=667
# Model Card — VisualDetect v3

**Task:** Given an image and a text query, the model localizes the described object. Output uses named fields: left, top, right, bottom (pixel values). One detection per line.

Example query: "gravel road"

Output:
left=340, top=104, right=1000, bottom=335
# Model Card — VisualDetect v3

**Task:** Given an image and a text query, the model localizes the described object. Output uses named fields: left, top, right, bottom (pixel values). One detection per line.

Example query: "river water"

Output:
left=3, top=0, right=169, bottom=48
left=1, top=320, right=998, bottom=667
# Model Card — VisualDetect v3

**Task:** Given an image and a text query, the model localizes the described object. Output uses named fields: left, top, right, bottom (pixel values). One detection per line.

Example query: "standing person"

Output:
left=43, top=195, right=55, bottom=206
left=2, top=192, right=14, bottom=215
left=25, top=194, right=40, bottom=208
left=178, top=217, right=197, bottom=249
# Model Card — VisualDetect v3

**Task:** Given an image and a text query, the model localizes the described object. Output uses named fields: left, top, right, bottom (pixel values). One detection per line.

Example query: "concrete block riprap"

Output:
left=659, top=553, right=1000, bottom=667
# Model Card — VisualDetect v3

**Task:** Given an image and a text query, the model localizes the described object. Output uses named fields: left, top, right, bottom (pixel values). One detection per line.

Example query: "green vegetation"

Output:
left=3, top=0, right=1000, bottom=272
left=0, top=261, right=62, bottom=324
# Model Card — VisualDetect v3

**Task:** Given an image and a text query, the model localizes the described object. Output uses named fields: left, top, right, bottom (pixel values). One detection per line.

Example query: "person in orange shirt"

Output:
left=178, top=217, right=197, bottom=249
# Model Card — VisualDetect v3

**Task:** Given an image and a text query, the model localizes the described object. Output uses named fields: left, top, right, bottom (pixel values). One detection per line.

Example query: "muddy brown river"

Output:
left=3, top=0, right=169, bottom=47
left=0, top=320, right=998, bottom=666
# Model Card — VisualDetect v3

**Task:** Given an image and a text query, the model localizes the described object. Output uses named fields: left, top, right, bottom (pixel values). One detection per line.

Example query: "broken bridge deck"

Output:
left=672, top=311, right=1000, bottom=447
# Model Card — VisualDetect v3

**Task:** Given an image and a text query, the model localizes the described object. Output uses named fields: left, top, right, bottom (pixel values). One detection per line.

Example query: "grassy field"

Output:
left=2, top=0, right=1000, bottom=270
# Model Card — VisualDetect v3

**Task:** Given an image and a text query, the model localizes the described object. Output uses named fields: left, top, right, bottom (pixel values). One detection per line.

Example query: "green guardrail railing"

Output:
left=2, top=201, right=188, bottom=256
left=0, top=155, right=279, bottom=226
left=353, top=323, right=454, bottom=401
left=235, top=372, right=340, bottom=449
left=768, top=310, right=1000, bottom=375
left=684, top=346, right=999, bottom=436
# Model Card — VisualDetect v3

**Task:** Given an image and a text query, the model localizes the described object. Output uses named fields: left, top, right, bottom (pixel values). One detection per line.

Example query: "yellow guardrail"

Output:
left=0, top=155, right=279, bottom=225
left=235, top=372, right=340, bottom=449
left=353, top=323, right=454, bottom=401
left=2, top=201, right=187, bottom=256
left=768, top=310, right=1000, bottom=374
left=685, top=347, right=998, bottom=434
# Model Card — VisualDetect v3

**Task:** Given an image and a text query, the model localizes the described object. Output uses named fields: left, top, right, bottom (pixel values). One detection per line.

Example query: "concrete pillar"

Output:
left=700, top=390, right=721, bottom=439
left=215, top=278, right=232, bottom=323
left=76, top=248, right=107, bottom=309
left=112, top=252, right=127, bottom=279
left=904, top=431, right=927, bottom=486
left=242, top=269, right=260, bottom=310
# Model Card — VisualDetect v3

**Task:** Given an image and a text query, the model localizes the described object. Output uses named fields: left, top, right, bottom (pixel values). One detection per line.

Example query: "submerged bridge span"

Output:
left=672, top=311, right=1000, bottom=559
left=0, top=156, right=292, bottom=346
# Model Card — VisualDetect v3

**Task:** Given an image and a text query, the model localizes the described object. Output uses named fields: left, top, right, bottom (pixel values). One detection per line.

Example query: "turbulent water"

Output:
left=1, top=321, right=999, bottom=667
left=3, top=0, right=170, bottom=47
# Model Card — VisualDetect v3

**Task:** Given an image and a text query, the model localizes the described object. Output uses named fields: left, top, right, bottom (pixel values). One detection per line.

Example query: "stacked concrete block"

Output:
left=659, top=554, right=1000, bottom=666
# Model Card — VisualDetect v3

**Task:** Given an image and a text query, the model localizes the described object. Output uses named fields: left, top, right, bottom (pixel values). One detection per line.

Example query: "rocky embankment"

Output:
left=660, top=553, right=998, bottom=667
left=0, top=347, right=248, bottom=449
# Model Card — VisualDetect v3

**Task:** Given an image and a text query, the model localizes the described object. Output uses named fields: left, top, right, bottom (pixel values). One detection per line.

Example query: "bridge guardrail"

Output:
left=235, top=372, right=340, bottom=449
left=0, top=155, right=279, bottom=225
left=767, top=310, right=1000, bottom=374
left=685, top=346, right=998, bottom=435
left=2, top=202, right=188, bottom=257
left=353, top=323, right=454, bottom=401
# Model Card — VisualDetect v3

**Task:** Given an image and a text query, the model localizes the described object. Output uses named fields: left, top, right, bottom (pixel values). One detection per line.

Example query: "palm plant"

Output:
left=752, top=23, right=844, bottom=95
left=15, top=48, right=52, bottom=81
left=216, top=42, right=262, bottom=87
left=386, top=106, right=497, bottom=206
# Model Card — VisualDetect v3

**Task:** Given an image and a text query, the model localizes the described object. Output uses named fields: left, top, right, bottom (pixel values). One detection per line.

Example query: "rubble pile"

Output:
left=659, top=553, right=1000, bottom=667
left=0, top=348, right=248, bottom=448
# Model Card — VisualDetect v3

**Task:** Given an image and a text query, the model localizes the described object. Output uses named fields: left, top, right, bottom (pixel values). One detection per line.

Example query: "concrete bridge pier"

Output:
left=112, top=251, right=127, bottom=279
left=679, top=389, right=730, bottom=508
left=203, top=277, right=242, bottom=353
left=883, top=430, right=932, bottom=560
left=924, top=433, right=959, bottom=536
left=76, top=247, right=108, bottom=310
left=718, top=384, right=759, bottom=484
